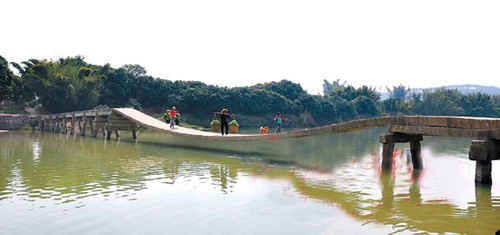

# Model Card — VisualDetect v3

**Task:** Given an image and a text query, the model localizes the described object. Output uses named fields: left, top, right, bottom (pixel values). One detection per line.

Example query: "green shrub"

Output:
left=228, top=120, right=239, bottom=127
left=174, top=113, right=180, bottom=125
left=18, top=124, right=33, bottom=131
left=94, top=104, right=109, bottom=110
left=163, top=112, right=171, bottom=120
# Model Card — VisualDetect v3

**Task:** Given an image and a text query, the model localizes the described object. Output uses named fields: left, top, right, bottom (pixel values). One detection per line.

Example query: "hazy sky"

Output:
left=1, top=0, right=499, bottom=94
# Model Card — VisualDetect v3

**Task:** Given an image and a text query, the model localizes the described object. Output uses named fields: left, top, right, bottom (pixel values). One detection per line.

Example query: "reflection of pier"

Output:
left=32, top=108, right=500, bottom=184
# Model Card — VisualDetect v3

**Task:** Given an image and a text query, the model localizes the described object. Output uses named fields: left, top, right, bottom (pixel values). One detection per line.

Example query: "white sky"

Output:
left=1, top=0, right=499, bottom=94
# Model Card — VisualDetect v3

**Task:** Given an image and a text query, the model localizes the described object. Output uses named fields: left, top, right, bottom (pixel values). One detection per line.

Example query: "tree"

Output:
left=386, top=84, right=409, bottom=100
left=252, top=80, right=306, bottom=101
left=460, top=93, right=496, bottom=117
left=413, top=89, right=464, bottom=116
left=323, top=79, right=346, bottom=96
left=0, top=55, right=14, bottom=100
left=121, top=64, right=147, bottom=77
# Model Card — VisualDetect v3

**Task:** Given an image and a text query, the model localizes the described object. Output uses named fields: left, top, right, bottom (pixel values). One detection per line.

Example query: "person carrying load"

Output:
left=169, top=106, right=177, bottom=129
left=219, top=108, right=234, bottom=135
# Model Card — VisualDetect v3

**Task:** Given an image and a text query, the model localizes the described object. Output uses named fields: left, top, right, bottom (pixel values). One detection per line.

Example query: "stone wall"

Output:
left=0, top=115, right=31, bottom=130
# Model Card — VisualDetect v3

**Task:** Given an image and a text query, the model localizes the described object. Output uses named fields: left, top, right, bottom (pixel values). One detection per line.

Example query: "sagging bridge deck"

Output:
left=34, top=108, right=500, bottom=184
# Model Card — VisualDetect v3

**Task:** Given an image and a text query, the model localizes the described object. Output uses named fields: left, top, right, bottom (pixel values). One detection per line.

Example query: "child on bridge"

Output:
left=273, top=112, right=286, bottom=133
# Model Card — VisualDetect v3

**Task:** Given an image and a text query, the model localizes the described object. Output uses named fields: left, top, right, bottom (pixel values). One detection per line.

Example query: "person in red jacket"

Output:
left=273, top=112, right=286, bottom=133
left=169, top=106, right=176, bottom=129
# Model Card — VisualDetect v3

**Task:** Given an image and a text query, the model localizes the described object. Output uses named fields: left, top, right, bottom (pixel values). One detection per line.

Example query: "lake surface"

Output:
left=0, top=129, right=499, bottom=234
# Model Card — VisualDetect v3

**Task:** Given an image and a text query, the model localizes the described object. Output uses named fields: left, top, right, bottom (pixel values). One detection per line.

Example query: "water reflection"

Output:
left=0, top=130, right=498, bottom=234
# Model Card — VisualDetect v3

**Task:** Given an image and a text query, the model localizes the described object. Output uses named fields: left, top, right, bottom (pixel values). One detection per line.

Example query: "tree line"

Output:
left=1, top=55, right=499, bottom=127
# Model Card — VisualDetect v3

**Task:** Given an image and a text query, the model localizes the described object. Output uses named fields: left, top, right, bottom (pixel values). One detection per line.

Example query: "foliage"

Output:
left=94, top=104, right=109, bottom=110
left=2, top=54, right=498, bottom=128
left=175, top=113, right=180, bottom=122
left=125, top=98, right=142, bottom=110
left=163, top=112, right=171, bottom=121
left=412, top=89, right=464, bottom=116
left=18, top=124, right=33, bottom=131
left=210, top=119, right=220, bottom=126
left=228, top=120, right=239, bottom=127
left=0, top=55, right=14, bottom=100
left=323, top=79, right=346, bottom=96
left=386, top=84, right=409, bottom=100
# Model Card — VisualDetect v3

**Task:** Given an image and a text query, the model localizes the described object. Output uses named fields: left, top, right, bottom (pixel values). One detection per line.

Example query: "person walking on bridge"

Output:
left=273, top=112, right=286, bottom=133
left=219, top=108, right=232, bottom=135
left=169, top=106, right=177, bottom=129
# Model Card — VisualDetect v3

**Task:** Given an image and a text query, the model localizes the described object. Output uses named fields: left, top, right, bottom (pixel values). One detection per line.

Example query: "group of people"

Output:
left=218, top=108, right=286, bottom=135
left=166, top=106, right=286, bottom=135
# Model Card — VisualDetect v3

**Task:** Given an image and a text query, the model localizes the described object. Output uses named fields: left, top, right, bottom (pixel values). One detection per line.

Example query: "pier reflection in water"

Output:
left=0, top=129, right=498, bottom=234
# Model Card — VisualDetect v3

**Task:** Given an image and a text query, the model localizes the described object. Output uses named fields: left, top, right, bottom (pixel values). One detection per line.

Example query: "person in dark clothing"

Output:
left=219, top=108, right=232, bottom=135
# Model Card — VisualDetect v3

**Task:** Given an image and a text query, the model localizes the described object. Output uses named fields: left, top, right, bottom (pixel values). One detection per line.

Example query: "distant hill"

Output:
left=380, top=84, right=500, bottom=100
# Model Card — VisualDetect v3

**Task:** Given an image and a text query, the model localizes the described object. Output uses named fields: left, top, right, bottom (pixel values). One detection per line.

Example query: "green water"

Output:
left=0, top=130, right=499, bottom=234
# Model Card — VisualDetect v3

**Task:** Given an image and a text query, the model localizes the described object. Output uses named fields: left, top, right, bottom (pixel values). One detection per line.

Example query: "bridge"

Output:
left=33, top=108, right=500, bottom=184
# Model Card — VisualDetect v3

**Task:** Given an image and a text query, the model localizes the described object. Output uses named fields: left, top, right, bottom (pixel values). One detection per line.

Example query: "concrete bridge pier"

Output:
left=379, top=133, right=423, bottom=172
left=469, top=130, right=500, bottom=185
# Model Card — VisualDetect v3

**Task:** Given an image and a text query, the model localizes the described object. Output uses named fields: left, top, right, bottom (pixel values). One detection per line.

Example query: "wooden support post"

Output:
left=70, top=115, right=76, bottom=135
left=105, top=130, right=112, bottom=140
left=132, top=129, right=137, bottom=139
left=410, top=140, right=423, bottom=170
left=80, top=114, right=86, bottom=136
left=91, top=114, right=98, bottom=138
left=61, top=117, right=66, bottom=134
left=92, top=125, right=98, bottom=137
left=38, top=119, right=43, bottom=132
left=55, top=119, right=60, bottom=133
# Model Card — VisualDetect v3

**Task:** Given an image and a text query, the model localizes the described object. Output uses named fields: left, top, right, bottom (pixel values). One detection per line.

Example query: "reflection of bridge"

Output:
left=33, top=108, right=500, bottom=184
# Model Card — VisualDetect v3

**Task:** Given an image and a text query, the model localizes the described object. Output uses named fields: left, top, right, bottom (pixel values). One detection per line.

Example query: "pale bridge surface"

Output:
left=115, top=108, right=500, bottom=141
